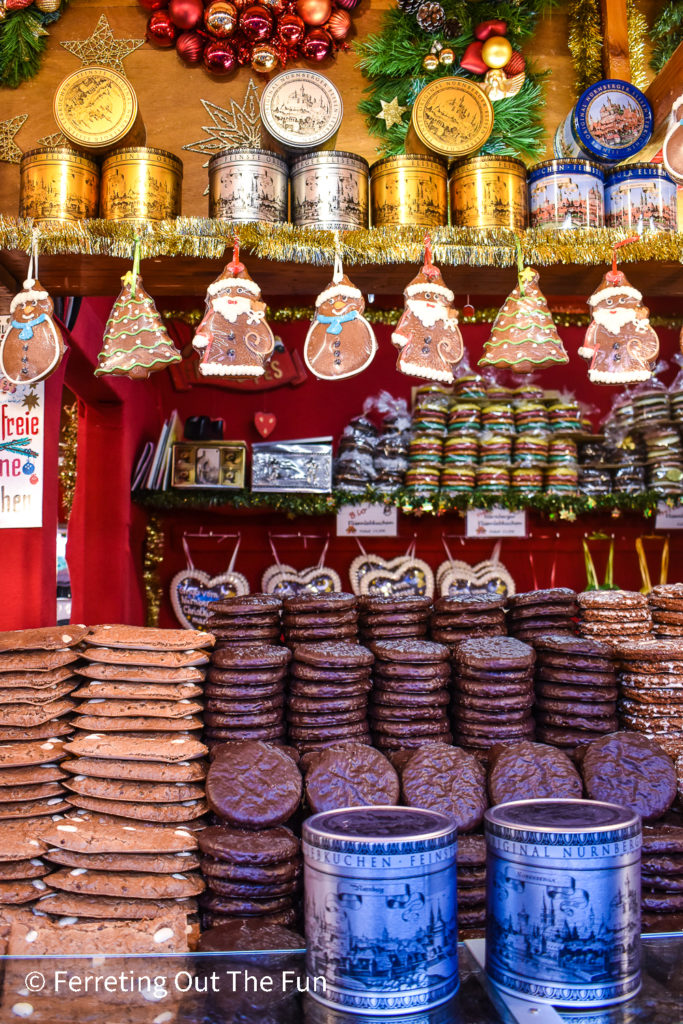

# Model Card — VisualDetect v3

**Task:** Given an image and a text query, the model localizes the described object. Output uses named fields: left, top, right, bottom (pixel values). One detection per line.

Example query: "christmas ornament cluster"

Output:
left=142, top=0, right=358, bottom=74
left=0, top=0, right=61, bottom=18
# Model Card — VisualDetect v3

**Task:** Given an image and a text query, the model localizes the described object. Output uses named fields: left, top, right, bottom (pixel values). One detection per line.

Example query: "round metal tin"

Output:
left=555, top=80, right=652, bottom=165
left=54, top=68, right=141, bottom=152
left=260, top=70, right=343, bottom=151
left=208, top=147, right=288, bottom=223
left=371, top=154, right=447, bottom=227
left=411, top=78, right=493, bottom=159
left=100, top=147, right=183, bottom=221
left=449, top=155, right=527, bottom=229
left=19, top=147, right=99, bottom=222
left=303, top=806, right=458, bottom=1015
left=290, top=151, right=369, bottom=229
left=605, top=162, right=677, bottom=233
left=528, top=159, right=605, bottom=230
left=485, top=799, right=641, bottom=1009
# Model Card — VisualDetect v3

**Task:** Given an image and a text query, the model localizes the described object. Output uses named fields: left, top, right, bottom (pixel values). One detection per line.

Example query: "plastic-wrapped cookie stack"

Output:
left=282, top=593, right=358, bottom=646
left=206, top=644, right=290, bottom=749
left=333, top=415, right=379, bottom=492
left=406, top=386, right=449, bottom=493
left=506, top=588, right=577, bottom=643
left=578, top=438, right=614, bottom=497
left=206, top=595, right=282, bottom=649
left=577, top=590, right=653, bottom=644
left=512, top=401, right=549, bottom=495
left=443, top=398, right=479, bottom=494
left=649, top=583, right=683, bottom=639
left=62, top=625, right=212, bottom=825
left=369, top=639, right=452, bottom=752
left=532, top=634, right=618, bottom=750
left=358, top=595, right=432, bottom=643
left=286, top=642, right=373, bottom=754
left=430, top=594, right=506, bottom=648
left=451, top=637, right=535, bottom=757
left=614, top=637, right=683, bottom=759
left=545, top=437, right=579, bottom=495
left=478, top=401, right=513, bottom=494
left=201, top=741, right=302, bottom=928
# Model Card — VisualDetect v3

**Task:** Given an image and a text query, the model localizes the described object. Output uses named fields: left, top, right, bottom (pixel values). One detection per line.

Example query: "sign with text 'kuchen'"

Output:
left=0, top=357, right=44, bottom=529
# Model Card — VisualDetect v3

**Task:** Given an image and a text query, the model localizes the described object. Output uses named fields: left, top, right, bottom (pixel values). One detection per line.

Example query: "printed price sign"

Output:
left=466, top=507, right=527, bottom=538
left=337, top=503, right=398, bottom=537
left=655, top=503, right=683, bottom=530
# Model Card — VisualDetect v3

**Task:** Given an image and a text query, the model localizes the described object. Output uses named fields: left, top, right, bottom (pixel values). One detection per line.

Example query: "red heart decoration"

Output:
left=460, top=40, right=487, bottom=75
left=254, top=411, right=277, bottom=438
left=475, top=19, right=507, bottom=41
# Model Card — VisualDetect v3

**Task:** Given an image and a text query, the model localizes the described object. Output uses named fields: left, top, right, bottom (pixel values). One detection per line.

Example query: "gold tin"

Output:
left=449, top=155, right=528, bottom=229
left=371, top=154, right=447, bottom=227
left=411, top=78, right=494, bottom=159
left=101, top=147, right=183, bottom=222
left=54, top=67, right=145, bottom=154
left=19, top=147, right=99, bottom=222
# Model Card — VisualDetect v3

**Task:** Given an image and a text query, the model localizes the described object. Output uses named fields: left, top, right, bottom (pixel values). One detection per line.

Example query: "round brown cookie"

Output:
left=641, top=873, right=683, bottom=892
left=290, top=662, right=371, bottom=683
left=578, top=590, right=648, bottom=609
left=207, top=696, right=286, bottom=714
left=205, top=726, right=286, bottom=742
left=286, top=628, right=359, bottom=642
left=456, top=665, right=534, bottom=684
left=620, top=712, right=683, bottom=730
left=0, top=625, right=89, bottom=652
left=62, top=757, right=207, bottom=783
left=0, top=763, right=66, bottom=786
left=0, top=781, right=65, bottom=802
left=283, top=610, right=358, bottom=626
left=455, top=707, right=533, bottom=726
left=370, top=639, right=449, bottom=664
left=400, top=743, right=486, bottom=831
left=619, top=700, right=673, bottom=717
left=198, top=824, right=299, bottom=865
left=72, top=714, right=203, bottom=733
left=63, top=775, right=205, bottom=803
left=372, top=689, right=450, bottom=708
left=205, top=741, right=302, bottom=828
left=206, top=876, right=299, bottom=898
left=581, top=609, right=653, bottom=625
left=64, top=734, right=208, bottom=764
left=536, top=666, right=617, bottom=687
left=288, top=682, right=371, bottom=701
left=208, top=612, right=281, bottom=626
left=509, top=611, right=577, bottom=628
left=35, top=891, right=198, bottom=919
left=457, top=865, right=487, bottom=887
left=305, top=743, right=399, bottom=813
left=509, top=588, right=577, bottom=608
left=285, top=593, right=356, bottom=613
left=434, top=594, right=505, bottom=612
left=45, top=847, right=200, bottom=873
left=536, top=711, right=617, bottom=731
left=370, top=705, right=448, bottom=723
left=535, top=683, right=618, bottom=704
left=372, top=717, right=450, bottom=736
left=0, top=859, right=48, bottom=880
left=374, top=669, right=451, bottom=689
left=487, top=740, right=582, bottom=804
left=288, top=724, right=370, bottom=742
left=46, top=867, right=204, bottom=900
left=373, top=678, right=451, bottom=697
left=641, top=891, right=683, bottom=912
left=359, top=595, right=432, bottom=613
left=36, top=816, right=198, bottom=853
left=0, top=796, right=69, bottom=819
left=203, top=908, right=298, bottom=929
left=0, top=721, right=74, bottom=742
left=288, top=695, right=368, bottom=713
left=613, top=639, right=683, bottom=661
left=288, top=710, right=368, bottom=727
left=535, top=656, right=615, bottom=676
left=64, top=793, right=207, bottom=822
left=458, top=906, right=487, bottom=928
left=621, top=686, right=683, bottom=704
left=642, top=823, right=683, bottom=854
left=649, top=583, right=683, bottom=604
left=453, top=693, right=534, bottom=713
left=532, top=633, right=614, bottom=656
left=200, top=891, right=294, bottom=916
left=642, top=853, right=683, bottom=875
left=432, top=627, right=506, bottom=643
left=457, top=885, right=487, bottom=908
left=198, top=918, right=303, bottom=952
left=212, top=645, right=291, bottom=670
left=535, top=697, right=616, bottom=718
left=456, top=679, right=532, bottom=699
left=376, top=732, right=452, bottom=750
left=615, top=662, right=683, bottom=677
left=293, top=642, right=373, bottom=668
left=78, top=697, right=203, bottom=719
left=205, top=687, right=286, bottom=705
left=208, top=666, right=287, bottom=685
left=211, top=627, right=281, bottom=642
left=654, top=626, right=683, bottom=636
left=579, top=623, right=647, bottom=638
left=211, top=595, right=282, bottom=614
left=456, top=636, right=533, bottom=671
left=201, top=856, right=299, bottom=883
left=363, top=610, right=430, bottom=625
left=456, top=718, right=535, bottom=739
left=431, top=615, right=504, bottom=630
left=650, top=608, right=683, bottom=623
left=361, top=625, right=429, bottom=638
left=0, top=878, right=51, bottom=903
left=373, top=661, right=450, bottom=680
left=580, top=731, right=676, bottom=820
left=205, top=710, right=284, bottom=729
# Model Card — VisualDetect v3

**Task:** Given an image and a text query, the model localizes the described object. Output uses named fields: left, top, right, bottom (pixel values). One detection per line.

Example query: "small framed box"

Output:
left=251, top=438, right=333, bottom=493
left=172, top=442, right=246, bottom=489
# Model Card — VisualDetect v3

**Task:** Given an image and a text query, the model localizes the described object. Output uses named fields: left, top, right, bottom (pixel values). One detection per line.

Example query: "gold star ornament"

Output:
left=22, top=391, right=40, bottom=413
left=377, top=97, right=408, bottom=131
left=61, top=14, right=144, bottom=75
left=0, top=114, right=28, bottom=165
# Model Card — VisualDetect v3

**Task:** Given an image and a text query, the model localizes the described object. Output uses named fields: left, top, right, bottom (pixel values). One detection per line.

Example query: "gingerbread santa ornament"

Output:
left=580, top=240, right=659, bottom=385
left=304, top=252, right=377, bottom=381
left=392, top=237, right=463, bottom=383
left=0, top=269, right=64, bottom=386
left=193, top=239, right=275, bottom=378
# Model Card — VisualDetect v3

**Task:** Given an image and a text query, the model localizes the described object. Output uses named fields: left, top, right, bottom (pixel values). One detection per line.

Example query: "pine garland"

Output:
left=355, top=0, right=556, bottom=159
left=650, top=0, right=683, bottom=73
left=0, top=3, right=68, bottom=89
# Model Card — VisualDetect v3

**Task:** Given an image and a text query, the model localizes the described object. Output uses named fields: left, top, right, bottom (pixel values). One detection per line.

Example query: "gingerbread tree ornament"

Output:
left=193, top=238, right=275, bottom=378
left=479, top=264, right=568, bottom=373
left=95, top=242, right=181, bottom=380
left=304, top=251, right=377, bottom=381
left=580, top=238, right=659, bottom=385
left=392, top=237, right=464, bottom=383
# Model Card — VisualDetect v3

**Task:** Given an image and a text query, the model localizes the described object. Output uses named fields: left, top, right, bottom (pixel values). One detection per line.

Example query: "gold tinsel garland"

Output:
left=143, top=515, right=165, bottom=628
left=626, top=0, right=650, bottom=91
left=3, top=218, right=683, bottom=268
left=58, top=402, right=78, bottom=518
left=567, top=0, right=603, bottom=94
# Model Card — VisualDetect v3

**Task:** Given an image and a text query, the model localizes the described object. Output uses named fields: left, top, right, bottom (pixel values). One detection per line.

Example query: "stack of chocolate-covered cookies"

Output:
left=62, top=625, right=211, bottom=824
left=283, top=593, right=358, bottom=645
left=201, top=741, right=303, bottom=928
left=206, top=595, right=282, bottom=648
left=648, top=583, right=683, bottom=639
left=452, top=637, right=535, bottom=755
left=456, top=834, right=487, bottom=938
left=506, top=588, right=577, bottom=642
left=614, top=637, right=683, bottom=758
left=286, top=642, right=373, bottom=754
left=429, top=594, right=506, bottom=648
left=532, top=634, right=618, bottom=749
left=641, top=823, right=683, bottom=932
left=369, top=639, right=452, bottom=751
left=577, top=590, right=653, bottom=643
left=206, top=644, right=291, bottom=748
left=358, top=595, right=431, bottom=642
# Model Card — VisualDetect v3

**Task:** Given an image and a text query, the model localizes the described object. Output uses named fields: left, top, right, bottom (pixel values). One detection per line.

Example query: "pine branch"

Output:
left=0, top=9, right=48, bottom=88
left=650, top=0, right=683, bottom=72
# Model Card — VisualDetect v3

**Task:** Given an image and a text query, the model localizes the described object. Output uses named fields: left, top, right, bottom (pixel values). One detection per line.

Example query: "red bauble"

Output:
left=277, top=11, right=305, bottom=45
left=168, top=0, right=203, bottom=29
left=138, top=0, right=168, bottom=12
left=301, top=27, right=331, bottom=59
left=203, top=38, right=237, bottom=72
left=325, top=7, right=350, bottom=41
left=146, top=11, right=178, bottom=46
left=261, top=0, right=286, bottom=16
left=240, top=4, right=274, bottom=40
left=335, top=0, right=360, bottom=10
left=176, top=29, right=205, bottom=63
left=504, top=50, right=525, bottom=76
left=296, top=0, right=331, bottom=26
left=474, top=19, right=507, bottom=41
left=460, top=39, right=487, bottom=74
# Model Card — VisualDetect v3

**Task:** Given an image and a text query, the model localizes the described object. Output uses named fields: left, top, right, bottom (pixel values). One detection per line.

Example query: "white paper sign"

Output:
left=0, top=372, right=44, bottom=529
left=466, top=507, right=527, bottom=538
left=655, top=502, right=683, bottom=530
left=337, top=503, right=398, bottom=537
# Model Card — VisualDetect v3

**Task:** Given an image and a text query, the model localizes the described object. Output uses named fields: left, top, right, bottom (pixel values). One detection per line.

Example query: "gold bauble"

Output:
left=204, top=0, right=238, bottom=37
left=422, top=52, right=439, bottom=72
left=296, top=0, right=331, bottom=27
left=251, top=41, right=280, bottom=72
left=439, top=46, right=455, bottom=66
left=0, top=2, right=6, bottom=20
left=34, top=0, right=61, bottom=11
left=481, top=35, right=513, bottom=69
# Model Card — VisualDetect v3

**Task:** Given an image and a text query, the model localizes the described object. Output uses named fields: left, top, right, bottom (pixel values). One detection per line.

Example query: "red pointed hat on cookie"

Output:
left=403, top=239, right=454, bottom=302
left=205, top=241, right=262, bottom=298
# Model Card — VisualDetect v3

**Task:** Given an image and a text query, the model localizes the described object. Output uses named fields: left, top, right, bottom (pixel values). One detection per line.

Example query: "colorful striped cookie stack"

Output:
left=614, top=637, right=683, bottom=759
left=506, top=588, right=577, bottom=643
left=430, top=594, right=506, bottom=648
left=282, top=593, right=358, bottom=646
left=648, top=584, right=683, bottom=638
left=358, top=595, right=432, bottom=643
left=369, top=639, right=452, bottom=752
left=206, top=595, right=282, bottom=649
left=61, top=625, right=212, bottom=825
left=405, top=386, right=449, bottom=493
left=206, top=644, right=291, bottom=748
left=577, top=590, right=653, bottom=644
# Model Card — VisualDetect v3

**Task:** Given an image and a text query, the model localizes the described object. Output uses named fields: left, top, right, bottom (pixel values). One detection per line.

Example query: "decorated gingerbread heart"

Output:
left=360, top=558, right=435, bottom=599
left=170, top=569, right=250, bottom=630
left=261, top=563, right=342, bottom=598
left=437, top=557, right=516, bottom=599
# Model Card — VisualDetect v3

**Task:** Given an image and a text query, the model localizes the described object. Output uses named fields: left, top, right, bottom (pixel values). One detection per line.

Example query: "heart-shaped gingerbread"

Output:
left=261, top=563, right=342, bottom=599
left=171, top=569, right=250, bottom=630
left=349, top=554, right=417, bottom=596
left=437, top=558, right=515, bottom=599
left=359, top=558, right=435, bottom=599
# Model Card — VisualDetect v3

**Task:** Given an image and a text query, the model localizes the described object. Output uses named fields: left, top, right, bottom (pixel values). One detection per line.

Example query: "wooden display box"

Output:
left=171, top=442, right=246, bottom=489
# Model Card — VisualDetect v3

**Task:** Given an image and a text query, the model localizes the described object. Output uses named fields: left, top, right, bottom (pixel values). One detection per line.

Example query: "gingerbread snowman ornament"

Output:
left=392, top=237, right=463, bottom=383
left=304, top=254, right=377, bottom=381
left=0, top=276, right=64, bottom=386
left=193, top=239, right=275, bottom=378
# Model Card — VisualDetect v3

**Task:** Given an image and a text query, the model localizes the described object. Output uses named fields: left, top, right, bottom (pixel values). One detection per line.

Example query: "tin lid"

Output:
left=528, top=158, right=605, bottom=179
left=411, top=78, right=493, bottom=159
left=260, top=70, right=342, bottom=150
left=54, top=68, right=138, bottom=151
left=290, top=150, right=369, bottom=171
left=449, top=154, right=526, bottom=174
left=303, top=806, right=456, bottom=850
left=573, top=79, right=653, bottom=162
left=102, top=147, right=183, bottom=175
left=208, top=147, right=288, bottom=170
left=605, top=161, right=674, bottom=183
left=371, top=153, right=446, bottom=174
left=20, top=147, right=99, bottom=171
left=485, top=798, right=640, bottom=845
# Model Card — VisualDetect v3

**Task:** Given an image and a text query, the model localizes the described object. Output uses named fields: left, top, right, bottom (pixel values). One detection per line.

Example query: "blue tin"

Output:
left=528, top=160, right=604, bottom=230
left=485, top=799, right=641, bottom=1009
left=555, top=80, right=653, bottom=165
left=303, top=806, right=459, bottom=1015
left=605, top=163, right=678, bottom=233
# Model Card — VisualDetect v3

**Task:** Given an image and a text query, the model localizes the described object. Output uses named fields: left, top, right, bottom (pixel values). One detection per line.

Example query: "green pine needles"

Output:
left=0, top=3, right=68, bottom=89
left=650, top=0, right=683, bottom=73
left=355, top=0, right=556, bottom=159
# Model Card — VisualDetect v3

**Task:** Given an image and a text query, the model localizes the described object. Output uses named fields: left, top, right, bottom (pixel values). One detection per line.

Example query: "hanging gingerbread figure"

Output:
left=392, top=236, right=464, bottom=383
left=193, top=238, right=275, bottom=378
left=304, top=247, right=377, bottom=381
left=0, top=240, right=64, bottom=385
left=580, top=237, right=659, bottom=385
